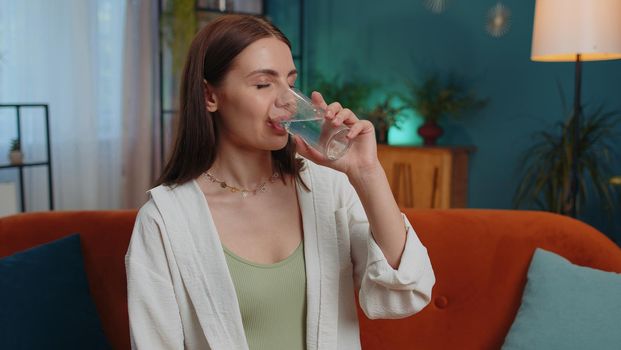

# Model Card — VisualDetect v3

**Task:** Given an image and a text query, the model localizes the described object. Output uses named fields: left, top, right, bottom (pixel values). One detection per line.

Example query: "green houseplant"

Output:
left=513, top=105, right=621, bottom=217
left=364, top=95, right=407, bottom=144
left=309, top=73, right=374, bottom=116
left=9, top=138, right=23, bottom=165
left=402, top=72, right=488, bottom=145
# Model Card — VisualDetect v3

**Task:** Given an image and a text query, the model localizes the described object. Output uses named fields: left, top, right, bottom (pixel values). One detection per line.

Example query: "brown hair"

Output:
left=156, top=15, right=305, bottom=187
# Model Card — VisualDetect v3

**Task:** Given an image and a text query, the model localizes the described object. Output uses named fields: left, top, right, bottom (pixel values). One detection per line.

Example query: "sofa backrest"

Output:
left=358, top=209, right=621, bottom=350
left=1, top=209, right=620, bottom=350
left=0, top=210, right=136, bottom=350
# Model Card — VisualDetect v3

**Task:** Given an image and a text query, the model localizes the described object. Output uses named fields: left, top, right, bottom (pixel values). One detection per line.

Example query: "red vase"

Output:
left=417, top=120, right=443, bottom=146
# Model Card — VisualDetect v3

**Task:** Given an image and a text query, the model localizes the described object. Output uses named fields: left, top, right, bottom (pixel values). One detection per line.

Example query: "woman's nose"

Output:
left=274, top=89, right=295, bottom=110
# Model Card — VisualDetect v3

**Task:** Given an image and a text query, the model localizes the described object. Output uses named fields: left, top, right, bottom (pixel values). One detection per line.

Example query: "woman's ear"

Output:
left=203, top=80, right=218, bottom=112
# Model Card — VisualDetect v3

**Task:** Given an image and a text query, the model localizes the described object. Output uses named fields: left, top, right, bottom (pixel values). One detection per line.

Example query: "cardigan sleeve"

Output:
left=340, top=174, right=436, bottom=320
left=125, top=201, right=184, bottom=350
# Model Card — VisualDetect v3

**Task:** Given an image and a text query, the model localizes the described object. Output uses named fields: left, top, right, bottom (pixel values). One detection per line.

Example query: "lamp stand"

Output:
left=566, top=54, right=582, bottom=218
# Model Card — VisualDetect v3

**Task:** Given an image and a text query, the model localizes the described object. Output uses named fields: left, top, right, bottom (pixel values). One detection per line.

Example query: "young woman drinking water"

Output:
left=126, top=14, right=434, bottom=350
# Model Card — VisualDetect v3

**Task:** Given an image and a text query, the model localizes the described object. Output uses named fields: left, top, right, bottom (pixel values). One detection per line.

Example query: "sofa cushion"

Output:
left=0, top=234, right=111, bottom=349
left=502, top=248, right=621, bottom=349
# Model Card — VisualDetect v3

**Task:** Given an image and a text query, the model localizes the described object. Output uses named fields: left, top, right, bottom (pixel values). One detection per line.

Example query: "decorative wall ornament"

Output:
left=423, top=0, right=448, bottom=14
left=486, top=2, right=511, bottom=37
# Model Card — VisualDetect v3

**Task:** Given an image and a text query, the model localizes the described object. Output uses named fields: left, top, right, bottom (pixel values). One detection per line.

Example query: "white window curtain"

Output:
left=0, top=0, right=158, bottom=210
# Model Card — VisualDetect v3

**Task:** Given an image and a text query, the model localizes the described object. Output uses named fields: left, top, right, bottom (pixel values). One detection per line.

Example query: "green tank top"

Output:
left=223, top=242, right=307, bottom=350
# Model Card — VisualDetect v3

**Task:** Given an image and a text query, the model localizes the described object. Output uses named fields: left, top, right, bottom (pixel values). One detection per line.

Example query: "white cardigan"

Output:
left=125, top=162, right=435, bottom=350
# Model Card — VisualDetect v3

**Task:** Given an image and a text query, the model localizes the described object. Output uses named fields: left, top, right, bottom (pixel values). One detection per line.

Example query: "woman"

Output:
left=126, top=14, right=434, bottom=350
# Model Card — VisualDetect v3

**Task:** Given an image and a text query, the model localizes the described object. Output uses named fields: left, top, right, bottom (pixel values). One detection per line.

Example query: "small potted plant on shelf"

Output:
left=402, top=71, right=488, bottom=146
left=364, top=94, right=407, bottom=144
left=9, top=138, right=23, bottom=165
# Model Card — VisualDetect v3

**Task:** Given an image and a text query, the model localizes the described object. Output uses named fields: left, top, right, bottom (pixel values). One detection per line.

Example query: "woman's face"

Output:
left=209, top=37, right=297, bottom=152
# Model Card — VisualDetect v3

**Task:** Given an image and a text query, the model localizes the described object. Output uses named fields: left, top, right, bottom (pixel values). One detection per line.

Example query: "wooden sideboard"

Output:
left=376, top=144, right=475, bottom=209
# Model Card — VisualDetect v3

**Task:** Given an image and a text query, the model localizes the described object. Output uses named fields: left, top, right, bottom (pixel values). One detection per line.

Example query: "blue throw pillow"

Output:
left=0, top=234, right=111, bottom=349
left=502, top=248, right=621, bottom=349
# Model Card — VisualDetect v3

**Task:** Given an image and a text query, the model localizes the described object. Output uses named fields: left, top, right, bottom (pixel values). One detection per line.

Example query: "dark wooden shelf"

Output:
left=0, top=162, right=50, bottom=170
left=0, top=103, right=54, bottom=211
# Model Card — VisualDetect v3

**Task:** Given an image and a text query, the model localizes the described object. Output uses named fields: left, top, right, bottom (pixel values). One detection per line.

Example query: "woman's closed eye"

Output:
left=256, top=83, right=295, bottom=89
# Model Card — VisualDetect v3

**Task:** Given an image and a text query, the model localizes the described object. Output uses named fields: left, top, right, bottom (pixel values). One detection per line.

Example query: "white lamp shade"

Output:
left=531, top=0, right=621, bottom=62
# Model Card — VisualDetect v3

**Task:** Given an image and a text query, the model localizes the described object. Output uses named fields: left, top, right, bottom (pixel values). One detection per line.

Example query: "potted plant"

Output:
left=9, top=138, right=23, bottom=165
left=513, top=105, right=621, bottom=218
left=402, top=72, right=488, bottom=146
left=364, top=94, right=407, bottom=144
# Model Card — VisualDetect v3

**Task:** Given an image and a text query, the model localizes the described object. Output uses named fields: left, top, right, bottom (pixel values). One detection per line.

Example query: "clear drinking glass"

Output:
left=271, top=87, right=352, bottom=160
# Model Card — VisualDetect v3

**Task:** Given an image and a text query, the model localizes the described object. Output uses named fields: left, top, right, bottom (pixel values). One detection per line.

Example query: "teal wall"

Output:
left=269, top=0, right=621, bottom=243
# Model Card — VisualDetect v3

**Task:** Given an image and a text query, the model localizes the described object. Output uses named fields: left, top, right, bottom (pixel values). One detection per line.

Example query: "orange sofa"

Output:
left=1, top=209, right=621, bottom=349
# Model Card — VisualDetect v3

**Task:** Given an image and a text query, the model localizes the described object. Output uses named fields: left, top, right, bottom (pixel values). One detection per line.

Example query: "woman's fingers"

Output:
left=346, top=120, right=374, bottom=139
left=331, top=108, right=358, bottom=127
left=324, top=102, right=342, bottom=119
left=311, top=91, right=359, bottom=126
left=311, top=91, right=329, bottom=110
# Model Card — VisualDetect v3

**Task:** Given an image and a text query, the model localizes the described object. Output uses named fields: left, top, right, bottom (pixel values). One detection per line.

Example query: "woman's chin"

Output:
left=273, top=138, right=290, bottom=151
left=256, top=138, right=289, bottom=152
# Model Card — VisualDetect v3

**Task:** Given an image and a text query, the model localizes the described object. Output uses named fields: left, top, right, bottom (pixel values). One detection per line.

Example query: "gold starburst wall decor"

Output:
left=486, top=2, right=511, bottom=37
left=423, top=0, right=448, bottom=14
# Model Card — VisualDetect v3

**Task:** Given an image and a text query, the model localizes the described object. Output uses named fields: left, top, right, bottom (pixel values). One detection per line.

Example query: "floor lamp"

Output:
left=531, top=0, right=621, bottom=217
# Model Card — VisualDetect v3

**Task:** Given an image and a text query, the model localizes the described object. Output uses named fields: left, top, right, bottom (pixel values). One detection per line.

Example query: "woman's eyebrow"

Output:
left=246, top=69, right=298, bottom=78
